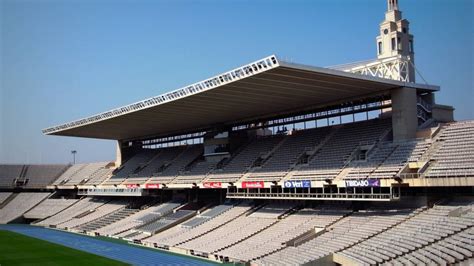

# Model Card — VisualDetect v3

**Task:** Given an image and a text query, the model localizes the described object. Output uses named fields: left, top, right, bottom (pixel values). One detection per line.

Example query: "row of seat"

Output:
left=24, top=198, right=78, bottom=219
left=36, top=197, right=109, bottom=227
left=103, top=119, right=393, bottom=186
left=219, top=208, right=350, bottom=262
left=344, top=139, right=431, bottom=180
left=0, top=164, right=68, bottom=188
left=53, top=162, right=112, bottom=186
left=0, top=192, right=51, bottom=223
left=426, top=121, right=474, bottom=178
left=143, top=202, right=253, bottom=247
left=254, top=208, right=419, bottom=265
left=336, top=202, right=474, bottom=265
left=1, top=120, right=473, bottom=189
left=74, top=207, right=140, bottom=232
left=2, top=193, right=471, bottom=266
left=384, top=227, right=473, bottom=266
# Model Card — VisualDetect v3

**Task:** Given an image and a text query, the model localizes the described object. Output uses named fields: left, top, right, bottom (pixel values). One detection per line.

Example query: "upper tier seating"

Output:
left=87, top=119, right=474, bottom=185
left=124, top=146, right=186, bottom=184
left=344, top=139, right=431, bottom=180
left=0, top=192, right=51, bottom=223
left=95, top=118, right=399, bottom=185
left=172, top=160, right=218, bottom=184
left=83, top=167, right=114, bottom=185
left=104, top=150, right=157, bottom=185
left=147, top=145, right=203, bottom=184
left=0, top=165, right=24, bottom=187
left=369, top=140, right=430, bottom=179
left=24, top=198, right=78, bottom=219
left=53, top=162, right=111, bottom=186
left=23, top=164, right=69, bottom=188
left=206, top=136, right=285, bottom=183
left=246, top=127, right=331, bottom=182
left=343, top=143, right=396, bottom=180
left=288, top=119, right=392, bottom=181
left=53, top=164, right=83, bottom=185
left=426, top=121, right=474, bottom=178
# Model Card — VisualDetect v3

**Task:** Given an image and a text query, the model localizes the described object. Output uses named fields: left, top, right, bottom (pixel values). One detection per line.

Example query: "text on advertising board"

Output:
left=145, top=183, right=160, bottom=189
left=241, top=181, right=264, bottom=189
left=345, top=179, right=380, bottom=187
left=203, top=182, right=222, bottom=188
left=283, top=180, right=311, bottom=188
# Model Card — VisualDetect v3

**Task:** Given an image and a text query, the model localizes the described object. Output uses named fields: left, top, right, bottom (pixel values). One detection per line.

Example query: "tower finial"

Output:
left=387, top=0, right=399, bottom=11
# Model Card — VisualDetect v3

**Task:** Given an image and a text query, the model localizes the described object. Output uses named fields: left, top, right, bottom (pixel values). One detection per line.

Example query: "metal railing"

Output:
left=226, top=191, right=396, bottom=201
left=417, top=97, right=433, bottom=112
left=398, top=172, right=474, bottom=179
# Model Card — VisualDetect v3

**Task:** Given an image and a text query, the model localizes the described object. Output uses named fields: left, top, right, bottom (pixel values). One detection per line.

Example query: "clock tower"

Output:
left=376, top=0, right=414, bottom=61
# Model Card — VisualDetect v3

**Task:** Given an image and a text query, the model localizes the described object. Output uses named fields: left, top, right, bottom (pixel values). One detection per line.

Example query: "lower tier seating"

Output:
left=0, top=192, right=51, bottom=223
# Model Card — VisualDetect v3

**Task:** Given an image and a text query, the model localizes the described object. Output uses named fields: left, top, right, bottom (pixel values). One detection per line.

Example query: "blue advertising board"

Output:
left=283, top=180, right=311, bottom=188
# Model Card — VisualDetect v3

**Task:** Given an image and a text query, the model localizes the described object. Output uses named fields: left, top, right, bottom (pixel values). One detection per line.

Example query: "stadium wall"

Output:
left=391, top=87, right=418, bottom=140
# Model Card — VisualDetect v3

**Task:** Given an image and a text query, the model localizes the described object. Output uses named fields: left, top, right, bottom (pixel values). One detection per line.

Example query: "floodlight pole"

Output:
left=71, top=150, right=77, bottom=164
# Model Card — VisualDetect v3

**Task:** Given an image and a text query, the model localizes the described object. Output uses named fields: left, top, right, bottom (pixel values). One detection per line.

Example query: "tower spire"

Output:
left=388, top=0, right=399, bottom=11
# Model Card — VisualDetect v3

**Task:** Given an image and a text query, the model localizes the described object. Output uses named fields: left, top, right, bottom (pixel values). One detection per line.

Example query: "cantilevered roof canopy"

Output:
left=43, top=55, right=438, bottom=141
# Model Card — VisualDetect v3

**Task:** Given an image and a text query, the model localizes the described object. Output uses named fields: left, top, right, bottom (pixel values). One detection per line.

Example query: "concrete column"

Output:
left=115, top=140, right=123, bottom=168
left=391, top=87, right=418, bottom=140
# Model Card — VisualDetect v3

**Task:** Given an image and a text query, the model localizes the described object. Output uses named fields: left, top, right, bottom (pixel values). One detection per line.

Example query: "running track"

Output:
left=0, top=225, right=216, bottom=266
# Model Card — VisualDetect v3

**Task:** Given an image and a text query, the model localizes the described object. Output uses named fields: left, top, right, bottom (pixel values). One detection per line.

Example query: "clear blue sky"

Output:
left=1, top=0, right=472, bottom=164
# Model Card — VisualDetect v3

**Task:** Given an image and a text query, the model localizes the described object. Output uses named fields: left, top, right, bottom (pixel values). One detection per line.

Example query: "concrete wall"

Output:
left=391, top=87, right=418, bottom=140
left=432, top=104, right=455, bottom=122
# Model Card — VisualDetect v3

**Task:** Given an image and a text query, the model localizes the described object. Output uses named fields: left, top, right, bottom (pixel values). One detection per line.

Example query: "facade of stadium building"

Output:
left=1, top=1, right=473, bottom=265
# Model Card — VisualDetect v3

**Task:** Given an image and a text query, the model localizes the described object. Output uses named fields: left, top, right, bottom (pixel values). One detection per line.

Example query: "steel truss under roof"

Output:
left=43, top=55, right=438, bottom=141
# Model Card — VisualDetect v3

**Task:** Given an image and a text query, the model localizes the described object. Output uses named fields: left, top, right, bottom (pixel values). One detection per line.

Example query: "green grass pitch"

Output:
left=0, top=230, right=128, bottom=266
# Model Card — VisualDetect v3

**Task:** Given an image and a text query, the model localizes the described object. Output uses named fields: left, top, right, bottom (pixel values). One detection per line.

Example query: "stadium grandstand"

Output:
left=1, top=1, right=473, bottom=265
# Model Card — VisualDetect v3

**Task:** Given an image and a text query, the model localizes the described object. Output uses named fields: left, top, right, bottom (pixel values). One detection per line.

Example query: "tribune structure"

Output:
left=37, top=0, right=468, bottom=201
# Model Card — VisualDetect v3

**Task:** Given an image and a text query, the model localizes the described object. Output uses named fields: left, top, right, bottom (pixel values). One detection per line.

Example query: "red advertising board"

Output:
left=241, top=181, right=264, bottom=189
left=126, top=184, right=139, bottom=189
left=145, top=183, right=160, bottom=189
left=203, top=182, right=222, bottom=188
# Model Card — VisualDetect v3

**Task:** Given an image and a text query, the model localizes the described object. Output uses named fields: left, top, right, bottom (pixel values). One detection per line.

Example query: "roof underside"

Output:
left=44, top=55, right=438, bottom=141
